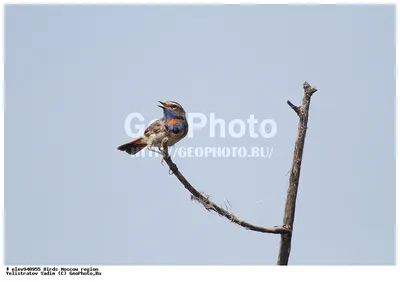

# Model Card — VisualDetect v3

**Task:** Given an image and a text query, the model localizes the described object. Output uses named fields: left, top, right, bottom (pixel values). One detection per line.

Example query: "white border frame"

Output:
left=0, top=2, right=398, bottom=281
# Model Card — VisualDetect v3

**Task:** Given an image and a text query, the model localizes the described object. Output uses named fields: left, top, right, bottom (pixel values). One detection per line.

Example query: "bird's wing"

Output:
left=144, top=119, right=164, bottom=137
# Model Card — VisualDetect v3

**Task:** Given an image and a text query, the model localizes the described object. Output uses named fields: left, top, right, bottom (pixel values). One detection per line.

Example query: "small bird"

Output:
left=117, top=101, right=188, bottom=155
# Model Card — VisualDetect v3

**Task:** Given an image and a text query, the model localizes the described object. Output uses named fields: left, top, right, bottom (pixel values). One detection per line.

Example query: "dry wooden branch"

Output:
left=160, top=139, right=291, bottom=235
left=151, top=81, right=317, bottom=261
left=277, top=81, right=318, bottom=265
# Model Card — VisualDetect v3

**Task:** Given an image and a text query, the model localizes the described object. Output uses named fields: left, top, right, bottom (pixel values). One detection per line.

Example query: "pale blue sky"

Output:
left=5, top=5, right=395, bottom=265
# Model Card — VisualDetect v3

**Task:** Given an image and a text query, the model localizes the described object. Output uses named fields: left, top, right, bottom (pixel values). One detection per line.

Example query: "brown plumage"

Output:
left=117, top=101, right=188, bottom=155
left=116, top=138, right=147, bottom=155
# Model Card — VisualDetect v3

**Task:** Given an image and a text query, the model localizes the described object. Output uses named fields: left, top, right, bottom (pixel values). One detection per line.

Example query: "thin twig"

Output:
left=287, top=100, right=301, bottom=116
left=160, top=139, right=291, bottom=235
left=277, top=81, right=318, bottom=265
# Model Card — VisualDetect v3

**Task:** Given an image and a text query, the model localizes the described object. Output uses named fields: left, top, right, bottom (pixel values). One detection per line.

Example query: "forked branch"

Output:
left=277, top=81, right=318, bottom=265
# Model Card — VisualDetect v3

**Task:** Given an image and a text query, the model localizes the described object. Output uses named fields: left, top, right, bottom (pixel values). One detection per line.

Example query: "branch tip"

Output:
left=303, top=81, right=318, bottom=97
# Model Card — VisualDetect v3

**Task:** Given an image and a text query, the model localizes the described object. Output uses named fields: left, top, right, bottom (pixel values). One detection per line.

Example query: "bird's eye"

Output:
left=171, top=105, right=177, bottom=109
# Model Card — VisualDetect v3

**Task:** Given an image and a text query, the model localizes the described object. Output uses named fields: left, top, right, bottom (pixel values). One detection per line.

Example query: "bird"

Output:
left=117, top=101, right=188, bottom=155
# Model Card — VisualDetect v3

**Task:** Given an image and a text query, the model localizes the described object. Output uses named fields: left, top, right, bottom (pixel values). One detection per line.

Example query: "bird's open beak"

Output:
left=158, top=101, right=166, bottom=109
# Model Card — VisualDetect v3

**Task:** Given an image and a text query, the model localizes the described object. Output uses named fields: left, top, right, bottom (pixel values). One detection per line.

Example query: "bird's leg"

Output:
left=147, top=144, right=162, bottom=155
left=159, top=137, right=169, bottom=164
left=160, top=137, right=169, bottom=156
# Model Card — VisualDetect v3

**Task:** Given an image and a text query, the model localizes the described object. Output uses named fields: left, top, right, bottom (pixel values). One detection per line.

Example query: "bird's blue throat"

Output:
left=162, top=108, right=185, bottom=134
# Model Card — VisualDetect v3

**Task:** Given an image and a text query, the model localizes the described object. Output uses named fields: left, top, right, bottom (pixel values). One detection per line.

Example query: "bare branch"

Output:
left=277, top=81, right=318, bottom=265
left=160, top=145, right=291, bottom=235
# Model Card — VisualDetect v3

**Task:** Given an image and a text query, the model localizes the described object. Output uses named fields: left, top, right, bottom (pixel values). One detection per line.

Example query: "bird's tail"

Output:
left=117, top=137, right=147, bottom=155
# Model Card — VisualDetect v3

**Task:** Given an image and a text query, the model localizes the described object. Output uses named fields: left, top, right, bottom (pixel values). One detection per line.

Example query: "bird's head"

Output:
left=158, top=101, right=186, bottom=118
